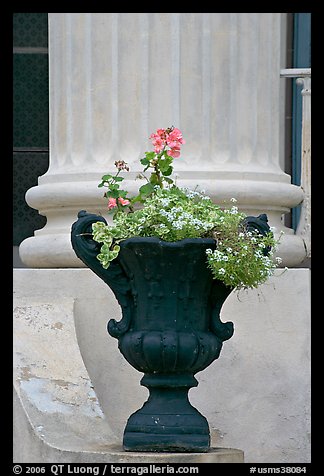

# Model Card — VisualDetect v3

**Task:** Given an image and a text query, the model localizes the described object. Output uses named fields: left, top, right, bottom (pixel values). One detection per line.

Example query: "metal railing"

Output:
left=280, top=68, right=311, bottom=258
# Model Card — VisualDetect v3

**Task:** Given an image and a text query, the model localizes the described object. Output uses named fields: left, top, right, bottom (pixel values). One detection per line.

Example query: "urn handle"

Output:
left=209, top=281, right=234, bottom=342
left=71, top=210, right=133, bottom=338
left=243, top=213, right=272, bottom=255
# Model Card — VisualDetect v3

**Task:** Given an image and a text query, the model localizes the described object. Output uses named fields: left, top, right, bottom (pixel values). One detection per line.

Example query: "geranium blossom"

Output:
left=107, top=197, right=130, bottom=209
left=108, top=197, right=117, bottom=209
left=118, top=197, right=130, bottom=206
left=149, top=126, right=185, bottom=156
left=166, top=127, right=185, bottom=147
left=167, top=146, right=181, bottom=158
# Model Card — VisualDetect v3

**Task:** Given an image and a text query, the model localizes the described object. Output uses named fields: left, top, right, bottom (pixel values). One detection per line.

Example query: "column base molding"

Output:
left=19, top=175, right=306, bottom=268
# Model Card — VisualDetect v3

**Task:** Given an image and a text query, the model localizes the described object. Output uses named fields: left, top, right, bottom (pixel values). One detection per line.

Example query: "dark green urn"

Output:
left=71, top=210, right=236, bottom=452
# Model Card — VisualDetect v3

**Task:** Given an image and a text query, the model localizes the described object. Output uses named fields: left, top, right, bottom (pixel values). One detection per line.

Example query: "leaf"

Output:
left=114, top=176, right=124, bottom=182
left=108, top=184, right=119, bottom=191
left=139, top=182, right=154, bottom=197
left=145, top=151, right=156, bottom=160
left=118, top=190, right=128, bottom=199
left=130, top=194, right=141, bottom=203
left=162, top=166, right=173, bottom=176
left=149, top=173, right=159, bottom=185
left=109, top=189, right=120, bottom=198
left=101, top=174, right=113, bottom=181
left=140, top=157, right=150, bottom=166
left=158, top=156, right=173, bottom=174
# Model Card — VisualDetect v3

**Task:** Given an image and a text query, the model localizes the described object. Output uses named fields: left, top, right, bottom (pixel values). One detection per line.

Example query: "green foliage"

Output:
left=135, top=148, right=175, bottom=194
left=92, top=222, right=120, bottom=269
left=92, top=126, right=280, bottom=290
left=206, top=220, right=278, bottom=289
left=92, top=186, right=280, bottom=289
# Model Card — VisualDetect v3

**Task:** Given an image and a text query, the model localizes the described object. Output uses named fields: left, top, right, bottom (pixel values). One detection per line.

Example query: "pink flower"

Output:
left=167, top=127, right=185, bottom=145
left=149, top=129, right=167, bottom=152
left=107, top=197, right=117, bottom=210
left=156, top=128, right=166, bottom=137
left=108, top=197, right=130, bottom=209
left=167, top=147, right=181, bottom=158
left=118, top=197, right=130, bottom=206
left=149, top=126, right=185, bottom=157
left=151, top=136, right=164, bottom=153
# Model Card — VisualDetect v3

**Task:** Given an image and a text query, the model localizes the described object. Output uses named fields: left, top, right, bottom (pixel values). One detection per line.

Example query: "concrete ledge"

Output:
left=106, top=447, right=244, bottom=463
left=14, top=383, right=243, bottom=462
left=13, top=296, right=119, bottom=463
left=13, top=268, right=310, bottom=463
left=13, top=292, right=243, bottom=463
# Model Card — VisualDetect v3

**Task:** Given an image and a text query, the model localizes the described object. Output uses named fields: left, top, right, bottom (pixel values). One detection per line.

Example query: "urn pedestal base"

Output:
left=123, top=383, right=210, bottom=452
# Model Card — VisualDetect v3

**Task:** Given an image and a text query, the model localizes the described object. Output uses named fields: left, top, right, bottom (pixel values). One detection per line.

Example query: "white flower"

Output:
left=230, top=197, right=237, bottom=203
left=218, top=268, right=226, bottom=275
left=171, top=207, right=183, bottom=213
left=173, top=220, right=184, bottom=230
left=212, top=250, right=224, bottom=261
left=275, top=256, right=283, bottom=264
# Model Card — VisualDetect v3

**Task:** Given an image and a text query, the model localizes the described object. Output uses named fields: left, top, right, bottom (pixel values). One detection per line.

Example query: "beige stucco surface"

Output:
left=13, top=268, right=310, bottom=463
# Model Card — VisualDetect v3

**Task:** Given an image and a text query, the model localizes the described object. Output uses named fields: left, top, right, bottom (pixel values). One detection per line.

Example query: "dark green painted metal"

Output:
left=13, top=54, right=49, bottom=148
left=242, top=213, right=272, bottom=256
left=13, top=13, right=49, bottom=48
left=13, top=13, right=49, bottom=246
left=71, top=210, right=270, bottom=452
left=13, top=152, right=48, bottom=245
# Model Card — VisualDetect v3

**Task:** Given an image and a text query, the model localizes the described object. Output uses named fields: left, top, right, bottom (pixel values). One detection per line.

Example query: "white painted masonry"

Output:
left=19, top=13, right=306, bottom=267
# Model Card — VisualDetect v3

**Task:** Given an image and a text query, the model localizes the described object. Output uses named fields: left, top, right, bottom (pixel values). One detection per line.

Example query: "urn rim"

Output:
left=119, top=236, right=217, bottom=249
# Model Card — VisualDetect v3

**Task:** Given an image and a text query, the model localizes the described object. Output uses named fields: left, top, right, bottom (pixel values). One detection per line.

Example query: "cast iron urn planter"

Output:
left=71, top=210, right=270, bottom=452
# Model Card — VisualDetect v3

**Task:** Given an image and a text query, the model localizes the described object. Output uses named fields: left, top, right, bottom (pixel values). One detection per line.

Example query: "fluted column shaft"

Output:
left=19, top=13, right=305, bottom=267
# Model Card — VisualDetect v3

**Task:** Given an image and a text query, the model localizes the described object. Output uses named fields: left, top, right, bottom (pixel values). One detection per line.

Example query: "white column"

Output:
left=19, top=13, right=306, bottom=267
